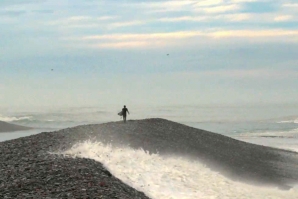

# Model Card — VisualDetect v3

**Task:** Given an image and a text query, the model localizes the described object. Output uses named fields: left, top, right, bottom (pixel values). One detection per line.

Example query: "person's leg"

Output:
left=123, top=116, right=126, bottom=122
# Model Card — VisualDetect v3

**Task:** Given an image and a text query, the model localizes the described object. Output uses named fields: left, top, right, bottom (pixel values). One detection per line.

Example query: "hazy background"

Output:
left=1, top=0, right=297, bottom=108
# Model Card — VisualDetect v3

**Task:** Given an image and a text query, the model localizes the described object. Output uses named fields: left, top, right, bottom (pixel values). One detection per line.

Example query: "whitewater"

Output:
left=61, top=140, right=298, bottom=199
left=2, top=105, right=298, bottom=198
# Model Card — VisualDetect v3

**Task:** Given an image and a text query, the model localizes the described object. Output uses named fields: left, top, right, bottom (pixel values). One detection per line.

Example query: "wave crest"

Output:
left=0, top=115, right=32, bottom=122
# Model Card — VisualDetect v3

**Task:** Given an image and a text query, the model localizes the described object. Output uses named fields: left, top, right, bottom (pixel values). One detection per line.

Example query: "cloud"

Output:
left=81, top=31, right=204, bottom=41
left=139, top=0, right=196, bottom=13
left=31, top=9, right=54, bottom=14
left=223, top=13, right=251, bottom=21
left=203, top=69, right=298, bottom=79
left=65, top=29, right=298, bottom=49
left=47, top=16, right=145, bottom=30
left=283, top=3, right=298, bottom=8
left=158, top=13, right=251, bottom=22
left=194, top=0, right=223, bottom=7
left=47, top=15, right=116, bottom=27
left=159, top=16, right=207, bottom=22
left=143, top=0, right=241, bottom=14
left=274, top=15, right=293, bottom=22
left=210, top=29, right=298, bottom=38
left=230, top=0, right=257, bottom=2
left=72, top=31, right=203, bottom=48
left=145, top=0, right=195, bottom=9
left=66, top=16, right=94, bottom=22
left=108, top=20, right=145, bottom=29
left=139, top=0, right=243, bottom=14
left=196, top=4, right=241, bottom=13
left=89, top=41, right=159, bottom=48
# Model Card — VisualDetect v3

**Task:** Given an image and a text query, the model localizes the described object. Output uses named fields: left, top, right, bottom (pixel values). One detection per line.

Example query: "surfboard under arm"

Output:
left=118, top=111, right=123, bottom=116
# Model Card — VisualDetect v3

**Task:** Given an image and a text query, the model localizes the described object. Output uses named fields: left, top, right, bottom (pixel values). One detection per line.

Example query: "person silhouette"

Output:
left=122, top=105, right=129, bottom=123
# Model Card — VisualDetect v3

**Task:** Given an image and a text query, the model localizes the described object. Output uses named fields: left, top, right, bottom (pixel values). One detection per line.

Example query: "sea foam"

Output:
left=63, top=140, right=298, bottom=199
left=0, top=115, right=32, bottom=122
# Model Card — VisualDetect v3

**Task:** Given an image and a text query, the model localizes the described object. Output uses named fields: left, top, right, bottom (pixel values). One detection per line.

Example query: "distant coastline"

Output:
left=0, top=121, right=32, bottom=133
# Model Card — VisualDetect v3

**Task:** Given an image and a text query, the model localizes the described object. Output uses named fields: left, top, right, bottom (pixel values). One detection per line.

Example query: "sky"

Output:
left=0, top=0, right=298, bottom=108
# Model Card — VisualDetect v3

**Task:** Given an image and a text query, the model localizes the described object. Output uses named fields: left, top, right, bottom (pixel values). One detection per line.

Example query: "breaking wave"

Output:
left=0, top=115, right=32, bottom=122
left=277, top=119, right=298, bottom=124
left=238, top=128, right=298, bottom=138
left=61, top=140, right=298, bottom=199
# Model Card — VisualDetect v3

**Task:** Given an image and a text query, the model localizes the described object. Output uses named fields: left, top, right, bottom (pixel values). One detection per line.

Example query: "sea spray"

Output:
left=63, top=140, right=298, bottom=199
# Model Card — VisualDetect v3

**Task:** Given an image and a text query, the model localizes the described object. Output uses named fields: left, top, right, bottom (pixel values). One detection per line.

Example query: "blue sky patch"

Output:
left=242, top=2, right=279, bottom=13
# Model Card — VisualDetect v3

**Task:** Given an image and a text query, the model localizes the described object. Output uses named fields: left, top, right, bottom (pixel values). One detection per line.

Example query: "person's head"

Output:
left=124, top=105, right=126, bottom=108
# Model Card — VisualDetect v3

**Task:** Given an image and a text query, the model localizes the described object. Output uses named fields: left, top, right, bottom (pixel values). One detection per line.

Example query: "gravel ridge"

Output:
left=1, top=118, right=298, bottom=198
left=0, top=125, right=150, bottom=199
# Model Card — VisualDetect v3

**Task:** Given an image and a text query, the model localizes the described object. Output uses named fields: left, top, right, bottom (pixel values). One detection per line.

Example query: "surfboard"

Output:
left=118, top=111, right=123, bottom=116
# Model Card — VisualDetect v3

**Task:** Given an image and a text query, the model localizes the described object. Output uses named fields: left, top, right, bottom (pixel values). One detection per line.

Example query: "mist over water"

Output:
left=2, top=104, right=298, bottom=129
left=1, top=104, right=298, bottom=150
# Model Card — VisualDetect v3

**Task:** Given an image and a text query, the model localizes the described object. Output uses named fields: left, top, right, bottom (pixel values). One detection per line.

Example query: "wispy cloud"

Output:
left=31, top=9, right=54, bottom=14
left=140, top=0, right=195, bottom=13
left=108, top=20, right=145, bottom=29
left=48, top=15, right=116, bottom=26
left=223, top=13, right=251, bottom=21
left=274, top=15, right=293, bottom=22
left=210, top=29, right=298, bottom=38
left=81, top=31, right=204, bottom=41
left=47, top=16, right=146, bottom=30
left=76, top=31, right=203, bottom=48
left=158, top=13, right=251, bottom=22
left=144, top=1, right=195, bottom=9
left=196, top=4, right=241, bottom=13
left=159, top=16, right=206, bottom=22
left=89, top=41, right=163, bottom=49
left=69, top=29, right=298, bottom=49
left=143, top=0, right=241, bottom=14
left=173, top=69, right=298, bottom=79
left=66, top=16, right=93, bottom=22
left=194, top=0, right=223, bottom=7
left=283, top=3, right=298, bottom=8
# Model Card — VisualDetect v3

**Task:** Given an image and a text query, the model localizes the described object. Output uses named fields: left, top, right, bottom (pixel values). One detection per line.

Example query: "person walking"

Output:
left=122, top=105, right=129, bottom=123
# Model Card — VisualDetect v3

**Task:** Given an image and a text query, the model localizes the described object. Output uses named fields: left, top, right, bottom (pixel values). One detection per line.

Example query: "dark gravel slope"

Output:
left=0, top=125, right=150, bottom=198
left=1, top=118, right=298, bottom=198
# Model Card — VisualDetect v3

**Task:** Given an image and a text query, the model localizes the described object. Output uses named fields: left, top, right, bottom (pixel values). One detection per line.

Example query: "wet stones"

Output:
left=0, top=132, right=150, bottom=199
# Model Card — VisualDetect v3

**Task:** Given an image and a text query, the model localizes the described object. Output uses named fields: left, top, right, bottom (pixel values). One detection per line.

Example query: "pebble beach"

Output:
left=0, top=127, right=149, bottom=199
left=1, top=118, right=298, bottom=198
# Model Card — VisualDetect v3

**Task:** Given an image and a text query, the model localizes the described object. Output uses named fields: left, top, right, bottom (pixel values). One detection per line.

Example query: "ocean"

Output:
left=1, top=104, right=298, bottom=198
